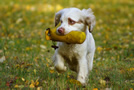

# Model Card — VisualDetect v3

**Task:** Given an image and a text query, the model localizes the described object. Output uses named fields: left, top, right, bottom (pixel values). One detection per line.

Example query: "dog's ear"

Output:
left=82, top=8, right=96, bottom=32
left=55, top=9, right=68, bottom=27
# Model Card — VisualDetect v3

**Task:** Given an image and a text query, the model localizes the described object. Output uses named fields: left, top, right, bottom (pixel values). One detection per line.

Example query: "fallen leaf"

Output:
left=0, top=56, right=6, bottom=63
left=128, top=68, right=134, bottom=72
left=99, top=79, right=106, bottom=86
left=16, top=18, right=23, bottom=24
left=40, top=45, right=46, bottom=49
left=37, top=87, right=42, bottom=90
left=69, top=79, right=82, bottom=86
left=50, top=70, right=54, bottom=73
left=6, top=82, right=10, bottom=87
left=14, top=84, right=19, bottom=88
left=97, top=46, right=103, bottom=53
left=50, top=66, right=54, bottom=70
left=93, top=88, right=98, bottom=90
left=6, top=80, right=13, bottom=87
left=22, top=78, right=25, bottom=81
left=35, top=80, right=39, bottom=86
left=25, top=47, right=32, bottom=51
left=30, top=83, right=35, bottom=88
left=34, top=69, right=37, bottom=74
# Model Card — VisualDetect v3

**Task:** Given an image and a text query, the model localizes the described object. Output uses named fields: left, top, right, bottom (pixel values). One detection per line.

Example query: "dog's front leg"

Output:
left=77, top=57, right=88, bottom=85
left=53, top=52, right=66, bottom=73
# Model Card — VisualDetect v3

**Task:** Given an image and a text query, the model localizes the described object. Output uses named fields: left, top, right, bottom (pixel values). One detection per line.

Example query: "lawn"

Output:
left=0, top=0, right=134, bottom=89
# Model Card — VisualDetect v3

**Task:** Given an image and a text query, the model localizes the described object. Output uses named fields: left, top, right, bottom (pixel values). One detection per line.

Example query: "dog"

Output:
left=53, top=8, right=96, bottom=85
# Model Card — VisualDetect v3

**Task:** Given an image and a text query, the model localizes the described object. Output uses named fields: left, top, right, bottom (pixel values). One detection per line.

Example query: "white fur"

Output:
left=53, top=8, right=96, bottom=85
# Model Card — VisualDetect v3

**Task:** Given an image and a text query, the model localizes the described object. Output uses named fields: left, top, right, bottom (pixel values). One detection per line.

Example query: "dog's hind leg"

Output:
left=53, top=53, right=66, bottom=73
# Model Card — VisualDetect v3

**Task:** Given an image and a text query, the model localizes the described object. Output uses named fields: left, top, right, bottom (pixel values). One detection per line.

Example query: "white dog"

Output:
left=53, top=8, right=96, bottom=85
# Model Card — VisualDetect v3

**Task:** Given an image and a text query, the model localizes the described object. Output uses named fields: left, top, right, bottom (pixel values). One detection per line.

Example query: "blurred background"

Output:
left=0, top=0, right=134, bottom=89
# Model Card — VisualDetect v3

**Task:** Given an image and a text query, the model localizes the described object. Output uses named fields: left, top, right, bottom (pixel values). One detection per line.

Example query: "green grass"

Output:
left=0, top=0, right=134, bottom=89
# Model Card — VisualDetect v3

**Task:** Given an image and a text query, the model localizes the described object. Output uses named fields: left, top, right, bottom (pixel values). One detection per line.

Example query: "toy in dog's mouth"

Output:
left=45, top=28, right=86, bottom=44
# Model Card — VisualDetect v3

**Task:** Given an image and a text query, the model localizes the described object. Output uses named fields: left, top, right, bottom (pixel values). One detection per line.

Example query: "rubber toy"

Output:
left=45, top=28, right=86, bottom=44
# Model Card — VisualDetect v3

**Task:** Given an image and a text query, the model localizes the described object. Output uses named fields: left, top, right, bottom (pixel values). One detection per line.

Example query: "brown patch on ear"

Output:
left=85, top=17, right=92, bottom=33
left=55, top=17, right=60, bottom=27
left=86, top=22, right=92, bottom=33
left=89, top=26, right=92, bottom=33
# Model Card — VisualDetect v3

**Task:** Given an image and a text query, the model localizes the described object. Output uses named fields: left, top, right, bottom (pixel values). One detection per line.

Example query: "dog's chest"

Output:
left=58, top=44, right=79, bottom=65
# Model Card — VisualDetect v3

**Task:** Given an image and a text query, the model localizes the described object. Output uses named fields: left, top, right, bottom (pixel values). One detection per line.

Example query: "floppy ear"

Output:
left=55, top=8, right=68, bottom=27
left=82, top=8, right=96, bottom=32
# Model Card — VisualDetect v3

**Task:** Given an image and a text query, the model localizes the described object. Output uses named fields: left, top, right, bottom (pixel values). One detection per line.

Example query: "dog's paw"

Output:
left=77, top=76, right=87, bottom=86
left=55, top=66, right=67, bottom=73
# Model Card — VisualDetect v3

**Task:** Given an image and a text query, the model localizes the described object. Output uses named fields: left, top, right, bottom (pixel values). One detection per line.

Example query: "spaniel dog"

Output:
left=53, top=8, right=96, bottom=85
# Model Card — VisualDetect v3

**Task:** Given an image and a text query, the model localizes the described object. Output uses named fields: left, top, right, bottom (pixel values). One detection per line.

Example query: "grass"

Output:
left=0, top=0, right=134, bottom=89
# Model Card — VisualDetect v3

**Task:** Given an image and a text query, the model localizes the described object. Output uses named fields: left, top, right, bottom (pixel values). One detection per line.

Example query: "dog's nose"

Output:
left=58, top=27, right=65, bottom=34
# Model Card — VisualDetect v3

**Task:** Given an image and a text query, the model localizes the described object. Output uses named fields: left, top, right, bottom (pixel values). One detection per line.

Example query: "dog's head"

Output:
left=55, top=8, right=95, bottom=35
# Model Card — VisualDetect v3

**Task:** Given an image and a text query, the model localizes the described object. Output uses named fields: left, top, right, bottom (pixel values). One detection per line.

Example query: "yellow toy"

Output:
left=45, top=28, right=86, bottom=44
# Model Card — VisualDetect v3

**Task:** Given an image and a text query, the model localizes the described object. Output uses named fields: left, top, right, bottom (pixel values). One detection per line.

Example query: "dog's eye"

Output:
left=68, top=18, right=76, bottom=25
